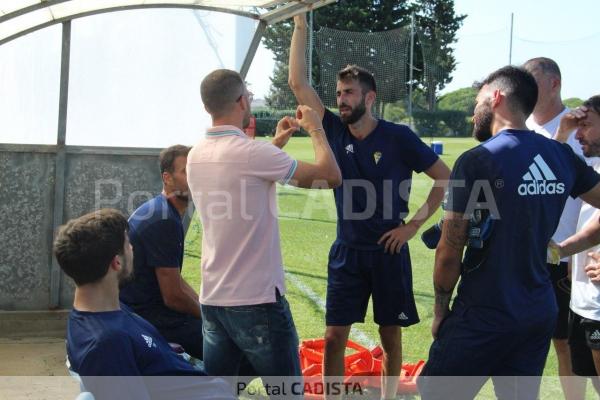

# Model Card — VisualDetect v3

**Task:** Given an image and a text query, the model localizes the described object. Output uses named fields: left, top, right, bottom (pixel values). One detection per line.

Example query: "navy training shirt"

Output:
left=120, top=195, right=185, bottom=319
left=67, top=303, right=203, bottom=377
left=322, top=109, right=439, bottom=250
left=446, top=129, right=600, bottom=326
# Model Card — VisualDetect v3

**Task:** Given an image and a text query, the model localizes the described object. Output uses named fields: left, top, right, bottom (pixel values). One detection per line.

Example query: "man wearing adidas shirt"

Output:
left=418, top=67, right=600, bottom=400
left=523, top=57, right=582, bottom=394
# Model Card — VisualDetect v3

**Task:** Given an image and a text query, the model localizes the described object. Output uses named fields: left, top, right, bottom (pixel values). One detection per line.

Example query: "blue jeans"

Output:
left=201, top=292, right=301, bottom=379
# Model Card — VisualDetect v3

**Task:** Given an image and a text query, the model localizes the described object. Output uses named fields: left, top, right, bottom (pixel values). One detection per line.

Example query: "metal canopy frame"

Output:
left=0, top=0, right=334, bottom=45
left=0, top=0, right=334, bottom=309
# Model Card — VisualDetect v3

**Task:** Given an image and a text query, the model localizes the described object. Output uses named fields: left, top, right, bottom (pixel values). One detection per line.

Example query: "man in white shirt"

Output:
left=524, top=57, right=582, bottom=395
left=555, top=96, right=600, bottom=397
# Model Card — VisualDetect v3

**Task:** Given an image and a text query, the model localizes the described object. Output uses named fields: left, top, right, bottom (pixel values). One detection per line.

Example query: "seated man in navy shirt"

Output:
left=289, top=13, right=450, bottom=399
left=417, top=66, right=600, bottom=399
left=53, top=208, right=233, bottom=399
left=120, top=145, right=204, bottom=359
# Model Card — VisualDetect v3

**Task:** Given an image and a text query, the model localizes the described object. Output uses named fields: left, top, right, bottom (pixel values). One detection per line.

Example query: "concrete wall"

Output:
left=0, top=144, right=162, bottom=311
left=0, top=148, right=56, bottom=311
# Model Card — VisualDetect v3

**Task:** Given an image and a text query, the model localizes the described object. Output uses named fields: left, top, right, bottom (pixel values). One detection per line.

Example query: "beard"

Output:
left=582, top=140, right=600, bottom=158
left=117, top=258, right=133, bottom=286
left=472, top=101, right=494, bottom=142
left=174, top=190, right=189, bottom=202
left=340, top=99, right=367, bottom=125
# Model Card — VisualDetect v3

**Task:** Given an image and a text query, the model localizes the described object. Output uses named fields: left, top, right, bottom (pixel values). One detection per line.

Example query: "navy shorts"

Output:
left=418, top=302, right=555, bottom=399
left=547, top=261, right=570, bottom=339
left=325, top=241, right=419, bottom=327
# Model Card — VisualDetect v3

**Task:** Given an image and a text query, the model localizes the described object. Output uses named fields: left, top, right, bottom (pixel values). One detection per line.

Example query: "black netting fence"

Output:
left=256, top=19, right=471, bottom=138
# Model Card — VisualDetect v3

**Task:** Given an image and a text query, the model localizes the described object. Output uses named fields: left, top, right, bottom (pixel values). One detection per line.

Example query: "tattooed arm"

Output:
left=431, top=211, right=468, bottom=338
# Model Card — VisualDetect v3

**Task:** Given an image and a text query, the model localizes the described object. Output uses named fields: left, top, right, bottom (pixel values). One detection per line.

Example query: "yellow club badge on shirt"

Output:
left=373, top=151, right=382, bottom=165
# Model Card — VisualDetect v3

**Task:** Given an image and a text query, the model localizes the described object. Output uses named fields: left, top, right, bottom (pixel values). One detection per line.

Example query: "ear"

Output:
left=239, top=96, right=250, bottom=112
left=162, top=171, right=172, bottom=186
left=551, top=77, right=561, bottom=91
left=109, top=254, right=121, bottom=272
left=491, top=89, right=503, bottom=108
left=365, top=91, right=376, bottom=107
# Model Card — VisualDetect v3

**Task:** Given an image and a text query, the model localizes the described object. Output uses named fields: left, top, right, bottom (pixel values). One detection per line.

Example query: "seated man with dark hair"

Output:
left=54, top=209, right=233, bottom=400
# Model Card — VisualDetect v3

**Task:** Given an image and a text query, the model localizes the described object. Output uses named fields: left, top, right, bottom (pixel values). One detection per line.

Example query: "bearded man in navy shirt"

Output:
left=289, top=13, right=450, bottom=399
left=418, top=66, right=600, bottom=399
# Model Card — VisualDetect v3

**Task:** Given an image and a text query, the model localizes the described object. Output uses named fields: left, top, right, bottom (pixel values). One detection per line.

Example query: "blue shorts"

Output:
left=325, top=241, right=419, bottom=327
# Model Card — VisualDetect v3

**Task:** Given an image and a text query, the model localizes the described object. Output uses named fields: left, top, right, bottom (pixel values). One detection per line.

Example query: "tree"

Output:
left=265, top=62, right=297, bottom=108
left=564, top=97, right=584, bottom=109
left=262, top=0, right=465, bottom=109
left=410, top=86, right=475, bottom=137
left=437, top=87, right=476, bottom=114
left=413, top=0, right=466, bottom=110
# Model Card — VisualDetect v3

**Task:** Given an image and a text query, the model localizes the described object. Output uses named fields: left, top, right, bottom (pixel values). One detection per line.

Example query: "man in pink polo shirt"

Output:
left=187, top=69, right=341, bottom=384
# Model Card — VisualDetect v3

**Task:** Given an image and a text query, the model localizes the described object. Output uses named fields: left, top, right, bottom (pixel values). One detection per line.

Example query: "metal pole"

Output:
left=240, top=20, right=266, bottom=79
left=408, top=13, right=415, bottom=127
left=508, top=12, right=514, bottom=64
left=308, top=9, right=314, bottom=86
left=49, top=21, right=71, bottom=309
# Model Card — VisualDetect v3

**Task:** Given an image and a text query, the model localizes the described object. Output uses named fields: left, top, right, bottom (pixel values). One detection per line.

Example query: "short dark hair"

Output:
left=337, top=64, right=377, bottom=93
left=477, top=65, right=538, bottom=117
left=201, top=69, right=245, bottom=118
left=583, top=95, right=600, bottom=115
left=159, top=144, right=191, bottom=175
left=523, top=57, right=561, bottom=80
left=53, top=209, right=128, bottom=286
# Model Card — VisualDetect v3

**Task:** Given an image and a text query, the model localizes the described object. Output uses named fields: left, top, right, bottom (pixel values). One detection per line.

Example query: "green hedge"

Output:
left=413, top=110, right=473, bottom=137
left=252, top=108, right=474, bottom=138
left=253, top=109, right=306, bottom=137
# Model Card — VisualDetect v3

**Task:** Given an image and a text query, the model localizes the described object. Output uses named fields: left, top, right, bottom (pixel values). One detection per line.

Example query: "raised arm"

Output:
left=288, top=13, right=325, bottom=118
left=288, top=105, right=341, bottom=189
left=554, top=106, right=588, bottom=143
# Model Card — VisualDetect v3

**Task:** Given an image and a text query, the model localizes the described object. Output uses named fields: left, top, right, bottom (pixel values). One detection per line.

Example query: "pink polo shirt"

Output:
left=187, top=125, right=297, bottom=306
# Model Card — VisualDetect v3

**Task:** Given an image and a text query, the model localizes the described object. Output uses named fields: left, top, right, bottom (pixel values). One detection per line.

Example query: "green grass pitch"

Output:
left=182, top=136, right=588, bottom=398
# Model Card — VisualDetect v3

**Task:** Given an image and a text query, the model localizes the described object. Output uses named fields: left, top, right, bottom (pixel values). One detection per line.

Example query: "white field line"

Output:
left=285, top=272, right=376, bottom=349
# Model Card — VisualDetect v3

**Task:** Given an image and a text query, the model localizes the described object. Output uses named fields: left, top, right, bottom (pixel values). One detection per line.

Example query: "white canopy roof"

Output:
left=0, top=0, right=334, bottom=45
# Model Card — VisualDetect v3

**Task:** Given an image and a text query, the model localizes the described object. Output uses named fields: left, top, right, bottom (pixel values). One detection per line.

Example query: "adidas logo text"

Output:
left=590, top=330, right=600, bottom=341
left=518, top=154, right=565, bottom=196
